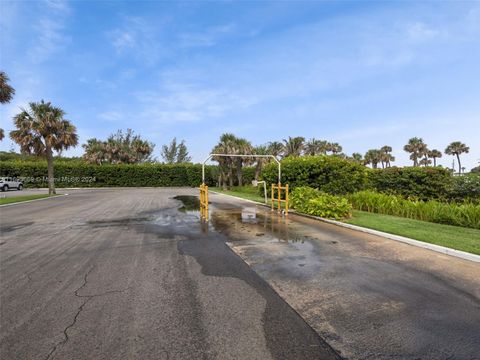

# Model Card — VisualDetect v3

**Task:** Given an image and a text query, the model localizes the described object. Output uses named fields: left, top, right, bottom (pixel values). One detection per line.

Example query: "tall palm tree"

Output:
left=403, top=137, right=427, bottom=166
left=10, top=100, right=78, bottom=194
left=233, top=137, right=253, bottom=186
left=427, top=149, right=442, bottom=167
left=282, top=136, right=304, bottom=157
left=212, top=133, right=237, bottom=189
left=445, top=141, right=469, bottom=174
left=1, top=71, right=15, bottom=141
left=267, top=141, right=284, bottom=158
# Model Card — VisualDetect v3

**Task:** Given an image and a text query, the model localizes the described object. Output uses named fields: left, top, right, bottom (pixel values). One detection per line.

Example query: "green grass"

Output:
left=0, top=194, right=58, bottom=205
left=210, top=186, right=267, bottom=203
left=345, top=210, right=480, bottom=255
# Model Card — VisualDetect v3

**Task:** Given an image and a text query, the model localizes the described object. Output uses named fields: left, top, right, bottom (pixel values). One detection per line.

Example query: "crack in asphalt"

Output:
left=44, top=266, right=131, bottom=360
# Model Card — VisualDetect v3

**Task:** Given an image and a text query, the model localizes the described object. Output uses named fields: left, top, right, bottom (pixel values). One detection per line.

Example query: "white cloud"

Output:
left=27, top=0, right=71, bottom=62
left=406, top=22, right=440, bottom=42
left=178, top=23, right=236, bottom=48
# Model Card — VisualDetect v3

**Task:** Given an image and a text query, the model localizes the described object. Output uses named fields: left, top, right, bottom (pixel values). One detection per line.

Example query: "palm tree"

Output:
left=364, top=149, right=382, bottom=168
left=445, top=141, right=469, bottom=174
left=380, top=145, right=394, bottom=168
left=82, top=138, right=107, bottom=165
left=233, top=137, right=253, bottom=186
left=212, top=133, right=237, bottom=189
left=304, top=138, right=320, bottom=156
left=403, top=137, right=427, bottom=166
left=10, top=100, right=78, bottom=194
left=1, top=71, right=15, bottom=141
left=419, top=158, right=432, bottom=167
left=267, top=141, right=284, bottom=158
left=0, top=71, right=15, bottom=104
left=253, top=145, right=268, bottom=180
left=327, top=142, right=342, bottom=154
left=282, top=136, right=305, bottom=157
left=351, top=152, right=363, bottom=164
left=427, top=149, right=442, bottom=166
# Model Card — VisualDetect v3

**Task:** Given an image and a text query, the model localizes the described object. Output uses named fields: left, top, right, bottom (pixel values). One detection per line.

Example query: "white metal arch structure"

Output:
left=202, top=154, right=281, bottom=184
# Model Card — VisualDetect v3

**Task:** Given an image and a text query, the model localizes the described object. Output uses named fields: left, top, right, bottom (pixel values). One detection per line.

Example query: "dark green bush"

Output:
left=290, top=186, right=352, bottom=219
left=368, top=166, right=452, bottom=200
left=0, top=161, right=217, bottom=188
left=447, top=174, right=480, bottom=203
left=262, top=156, right=369, bottom=195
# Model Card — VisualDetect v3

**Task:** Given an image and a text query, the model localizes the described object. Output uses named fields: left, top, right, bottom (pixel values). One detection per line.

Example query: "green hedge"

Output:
left=0, top=161, right=217, bottom=188
left=262, top=156, right=369, bottom=195
left=368, top=167, right=453, bottom=200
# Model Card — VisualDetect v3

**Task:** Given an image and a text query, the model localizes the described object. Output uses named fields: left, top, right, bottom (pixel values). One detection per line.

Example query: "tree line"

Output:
left=0, top=70, right=473, bottom=193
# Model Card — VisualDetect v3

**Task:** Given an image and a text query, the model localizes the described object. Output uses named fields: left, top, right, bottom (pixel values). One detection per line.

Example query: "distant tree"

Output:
left=427, top=149, right=442, bottom=167
left=282, top=136, right=305, bottom=157
left=327, top=142, right=342, bottom=155
left=419, top=157, right=432, bottom=167
left=471, top=165, right=480, bottom=174
left=82, top=138, right=107, bottom=165
left=364, top=149, right=382, bottom=169
left=351, top=152, right=363, bottom=164
left=161, top=138, right=191, bottom=164
left=445, top=141, right=469, bottom=174
left=304, top=138, right=320, bottom=156
left=404, top=137, right=427, bottom=166
left=212, top=133, right=237, bottom=189
left=233, top=137, right=253, bottom=186
left=10, top=100, right=78, bottom=194
left=176, top=140, right=191, bottom=163
left=83, top=129, right=154, bottom=165
left=267, top=141, right=284, bottom=157
left=379, top=145, right=394, bottom=168
left=0, top=128, right=4, bottom=141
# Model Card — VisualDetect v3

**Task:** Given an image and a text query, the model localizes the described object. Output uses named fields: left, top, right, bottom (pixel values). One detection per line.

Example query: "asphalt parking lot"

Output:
left=0, top=188, right=339, bottom=360
left=1, top=188, right=479, bottom=359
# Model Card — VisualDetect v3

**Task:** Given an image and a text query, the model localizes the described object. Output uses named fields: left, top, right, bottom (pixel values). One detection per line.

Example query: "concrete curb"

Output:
left=0, top=194, right=68, bottom=207
left=209, top=191, right=480, bottom=263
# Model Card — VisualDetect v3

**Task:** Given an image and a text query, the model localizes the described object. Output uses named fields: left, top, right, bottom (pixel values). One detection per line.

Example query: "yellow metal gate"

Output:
left=199, top=183, right=209, bottom=220
left=271, top=183, right=289, bottom=215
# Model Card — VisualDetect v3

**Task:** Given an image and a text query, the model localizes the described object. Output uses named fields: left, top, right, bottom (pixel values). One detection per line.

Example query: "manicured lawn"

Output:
left=0, top=194, right=57, bottom=205
left=210, top=186, right=268, bottom=204
left=345, top=210, right=480, bottom=255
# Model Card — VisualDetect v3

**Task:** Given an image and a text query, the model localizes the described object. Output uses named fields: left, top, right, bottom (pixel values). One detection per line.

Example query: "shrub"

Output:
left=368, top=166, right=452, bottom=200
left=348, top=190, right=480, bottom=229
left=262, top=156, right=369, bottom=195
left=447, top=174, right=480, bottom=203
left=290, top=186, right=352, bottom=219
left=0, top=161, right=218, bottom=188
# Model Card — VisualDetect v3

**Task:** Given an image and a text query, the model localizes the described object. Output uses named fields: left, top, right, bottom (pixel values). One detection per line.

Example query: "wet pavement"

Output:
left=0, top=188, right=339, bottom=360
left=1, top=188, right=479, bottom=360
left=209, top=196, right=480, bottom=360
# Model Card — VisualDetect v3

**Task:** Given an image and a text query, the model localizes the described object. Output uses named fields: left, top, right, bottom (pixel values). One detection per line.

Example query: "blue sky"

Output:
left=1, top=0, right=479, bottom=169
